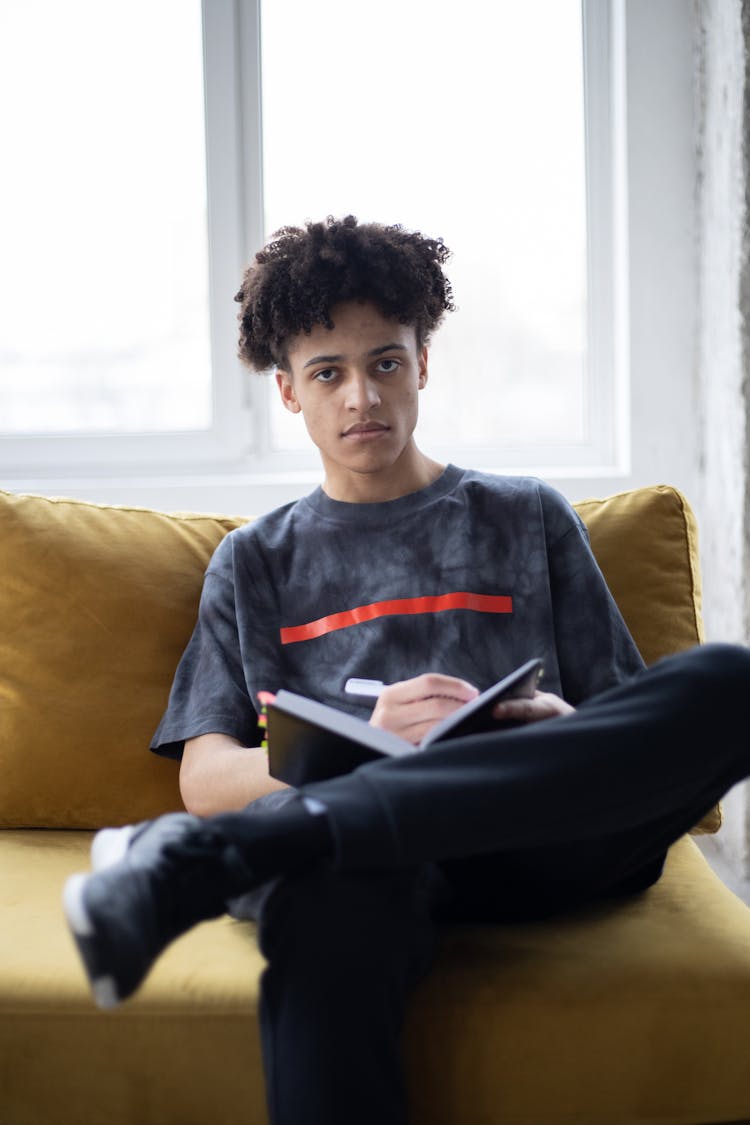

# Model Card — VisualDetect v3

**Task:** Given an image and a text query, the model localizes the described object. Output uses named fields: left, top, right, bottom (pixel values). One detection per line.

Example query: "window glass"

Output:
left=0, top=0, right=211, bottom=435
left=261, top=0, right=586, bottom=453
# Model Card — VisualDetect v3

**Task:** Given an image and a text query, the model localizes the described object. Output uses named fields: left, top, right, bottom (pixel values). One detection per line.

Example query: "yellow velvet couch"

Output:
left=1, top=483, right=750, bottom=1125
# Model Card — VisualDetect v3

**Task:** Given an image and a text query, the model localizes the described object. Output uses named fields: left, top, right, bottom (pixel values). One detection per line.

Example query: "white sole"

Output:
left=62, top=873, right=121, bottom=1010
left=63, top=873, right=93, bottom=936
left=91, top=825, right=136, bottom=871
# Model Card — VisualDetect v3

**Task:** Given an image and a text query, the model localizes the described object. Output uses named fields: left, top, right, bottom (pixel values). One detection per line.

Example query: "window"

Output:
left=255, top=0, right=626, bottom=474
left=0, top=0, right=626, bottom=485
left=0, top=0, right=252, bottom=475
left=262, top=0, right=599, bottom=469
left=0, top=0, right=211, bottom=436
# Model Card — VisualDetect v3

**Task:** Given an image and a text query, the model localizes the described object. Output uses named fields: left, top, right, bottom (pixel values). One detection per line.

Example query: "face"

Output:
left=276, top=301, right=431, bottom=501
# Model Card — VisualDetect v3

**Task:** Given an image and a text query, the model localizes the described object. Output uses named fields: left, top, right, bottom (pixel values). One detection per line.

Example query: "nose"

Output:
left=344, top=371, right=381, bottom=412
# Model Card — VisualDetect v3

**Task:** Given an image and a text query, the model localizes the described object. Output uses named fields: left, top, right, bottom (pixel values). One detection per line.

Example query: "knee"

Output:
left=669, top=642, right=750, bottom=689
left=655, top=643, right=750, bottom=723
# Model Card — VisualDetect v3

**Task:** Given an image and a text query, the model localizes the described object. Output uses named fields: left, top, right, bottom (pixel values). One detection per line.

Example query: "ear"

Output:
left=417, top=346, right=429, bottom=390
left=276, top=369, right=301, bottom=414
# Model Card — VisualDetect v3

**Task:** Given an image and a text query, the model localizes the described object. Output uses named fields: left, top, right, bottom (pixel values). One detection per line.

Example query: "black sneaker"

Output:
left=63, top=813, right=254, bottom=1008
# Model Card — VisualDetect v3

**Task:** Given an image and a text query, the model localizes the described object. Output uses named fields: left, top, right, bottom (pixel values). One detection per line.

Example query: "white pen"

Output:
left=344, top=677, right=385, bottom=698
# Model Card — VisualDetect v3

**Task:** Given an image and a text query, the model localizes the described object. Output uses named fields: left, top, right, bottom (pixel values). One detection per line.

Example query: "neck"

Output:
left=322, top=449, right=445, bottom=504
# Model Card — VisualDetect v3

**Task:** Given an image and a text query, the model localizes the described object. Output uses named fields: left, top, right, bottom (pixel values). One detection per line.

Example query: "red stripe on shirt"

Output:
left=279, top=592, right=513, bottom=645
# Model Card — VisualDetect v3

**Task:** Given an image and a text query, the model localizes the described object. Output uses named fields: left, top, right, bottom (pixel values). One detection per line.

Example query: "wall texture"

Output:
left=695, top=0, right=750, bottom=874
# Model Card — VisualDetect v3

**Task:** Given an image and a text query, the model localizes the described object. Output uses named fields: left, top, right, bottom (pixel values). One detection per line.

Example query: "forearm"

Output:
left=180, top=733, right=289, bottom=817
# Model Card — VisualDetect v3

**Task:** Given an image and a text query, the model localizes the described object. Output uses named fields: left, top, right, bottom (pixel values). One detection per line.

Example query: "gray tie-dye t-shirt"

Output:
left=151, top=465, right=644, bottom=759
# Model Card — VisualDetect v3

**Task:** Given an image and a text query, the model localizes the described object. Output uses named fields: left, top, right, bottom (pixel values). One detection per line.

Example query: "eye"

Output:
left=375, top=358, right=400, bottom=374
left=313, top=367, right=337, bottom=383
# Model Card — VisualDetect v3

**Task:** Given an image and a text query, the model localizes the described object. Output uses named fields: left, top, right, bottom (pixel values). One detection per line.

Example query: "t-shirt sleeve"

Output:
left=540, top=485, right=645, bottom=704
left=150, top=563, right=261, bottom=761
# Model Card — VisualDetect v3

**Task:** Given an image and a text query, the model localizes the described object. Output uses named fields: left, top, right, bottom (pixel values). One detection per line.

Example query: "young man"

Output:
left=64, top=216, right=750, bottom=1125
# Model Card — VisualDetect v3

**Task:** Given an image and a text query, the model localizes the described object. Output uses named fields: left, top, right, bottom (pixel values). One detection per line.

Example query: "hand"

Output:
left=370, top=673, right=479, bottom=745
left=492, top=690, right=575, bottom=725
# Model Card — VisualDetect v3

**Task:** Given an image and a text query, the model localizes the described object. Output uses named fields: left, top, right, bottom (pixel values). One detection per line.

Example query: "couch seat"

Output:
left=2, top=831, right=750, bottom=1125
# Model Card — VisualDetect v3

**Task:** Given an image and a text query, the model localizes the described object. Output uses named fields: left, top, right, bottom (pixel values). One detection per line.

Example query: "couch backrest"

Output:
left=575, top=485, right=704, bottom=665
left=0, top=483, right=705, bottom=830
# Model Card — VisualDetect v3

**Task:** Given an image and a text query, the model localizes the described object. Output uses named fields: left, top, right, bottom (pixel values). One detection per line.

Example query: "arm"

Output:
left=538, top=483, right=645, bottom=702
left=156, top=534, right=290, bottom=815
left=180, top=732, right=288, bottom=817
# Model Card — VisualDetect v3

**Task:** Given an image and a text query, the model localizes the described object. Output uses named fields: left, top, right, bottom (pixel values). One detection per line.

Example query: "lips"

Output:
left=342, top=421, right=390, bottom=437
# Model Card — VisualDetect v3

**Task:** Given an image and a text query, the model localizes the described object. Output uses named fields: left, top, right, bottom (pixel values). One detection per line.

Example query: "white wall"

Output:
left=598, top=0, right=699, bottom=505
left=694, top=0, right=750, bottom=876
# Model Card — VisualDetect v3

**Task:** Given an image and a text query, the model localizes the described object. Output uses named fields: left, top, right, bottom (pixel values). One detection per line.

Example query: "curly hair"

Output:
left=234, top=215, right=455, bottom=372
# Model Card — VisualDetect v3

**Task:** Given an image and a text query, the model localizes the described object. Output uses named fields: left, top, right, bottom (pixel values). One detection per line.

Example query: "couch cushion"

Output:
left=575, top=484, right=704, bottom=665
left=0, top=490, right=246, bottom=828
left=576, top=485, right=719, bottom=836
left=0, top=829, right=267, bottom=1125
left=405, top=834, right=750, bottom=1125
left=1, top=830, right=749, bottom=1125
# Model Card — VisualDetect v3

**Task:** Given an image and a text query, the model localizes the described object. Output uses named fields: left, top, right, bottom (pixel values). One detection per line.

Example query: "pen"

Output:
left=344, top=678, right=385, bottom=698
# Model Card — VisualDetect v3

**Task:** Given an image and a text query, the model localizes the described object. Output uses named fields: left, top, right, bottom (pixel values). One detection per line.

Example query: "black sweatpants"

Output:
left=238, top=643, right=750, bottom=1125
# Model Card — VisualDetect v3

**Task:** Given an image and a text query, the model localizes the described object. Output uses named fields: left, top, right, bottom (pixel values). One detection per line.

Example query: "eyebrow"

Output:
left=302, top=343, right=408, bottom=369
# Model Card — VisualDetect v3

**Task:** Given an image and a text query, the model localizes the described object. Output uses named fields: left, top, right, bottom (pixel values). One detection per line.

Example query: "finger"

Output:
left=493, top=693, right=573, bottom=723
left=383, top=673, right=479, bottom=705
left=371, top=688, right=479, bottom=743
left=492, top=698, right=540, bottom=722
left=374, top=692, right=474, bottom=732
